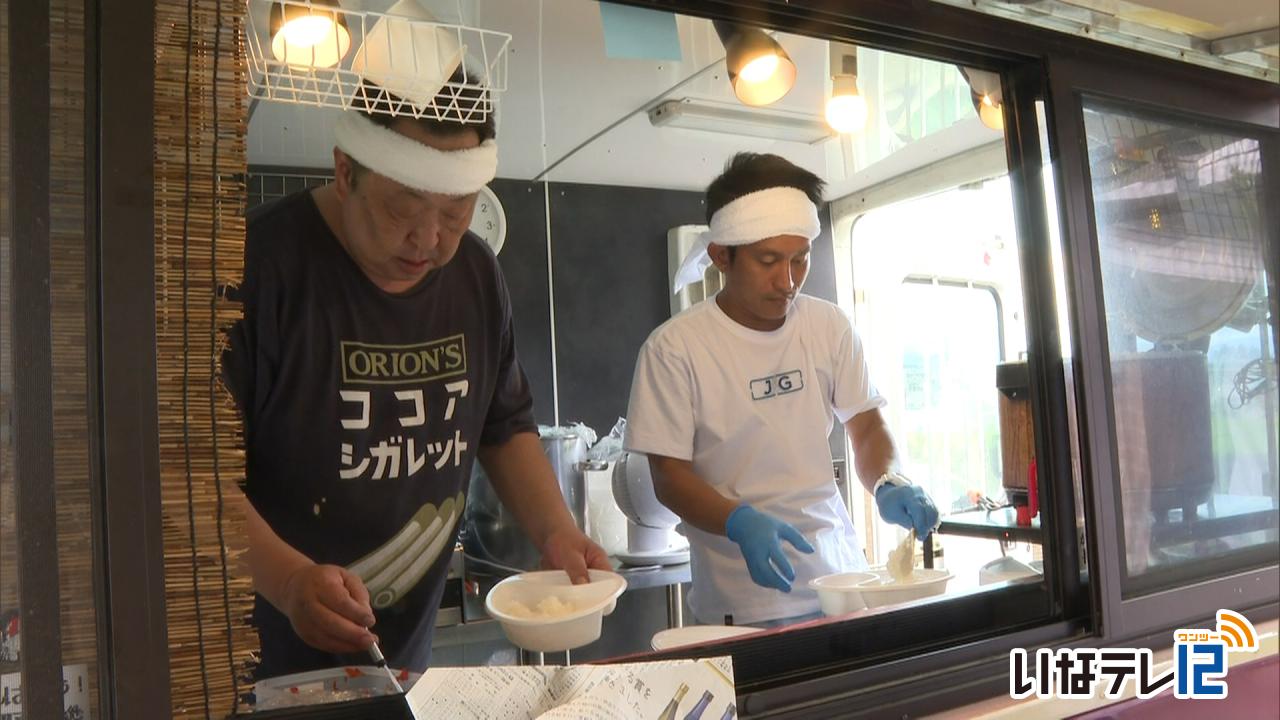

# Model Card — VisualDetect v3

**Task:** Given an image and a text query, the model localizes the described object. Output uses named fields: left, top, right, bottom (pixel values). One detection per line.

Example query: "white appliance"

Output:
left=610, top=452, right=690, bottom=566
left=585, top=462, right=628, bottom=557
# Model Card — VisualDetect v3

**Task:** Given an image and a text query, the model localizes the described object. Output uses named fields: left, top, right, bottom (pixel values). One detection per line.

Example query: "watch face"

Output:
left=469, top=185, right=506, bottom=255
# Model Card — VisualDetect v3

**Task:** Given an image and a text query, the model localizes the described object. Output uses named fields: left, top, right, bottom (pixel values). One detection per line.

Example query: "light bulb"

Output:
left=826, top=93, right=868, bottom=133
left=978, top=94, right=1004, bottom=131
left=826, top=75, right=867, bottom=133
left=281, top=15, right=335, bottom=47
left=271, top=8, right=351, bottom=68
left=740, top=53, right=780, bottom=83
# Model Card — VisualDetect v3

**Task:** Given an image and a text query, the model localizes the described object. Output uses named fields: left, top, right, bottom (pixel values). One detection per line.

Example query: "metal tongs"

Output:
left=369, top=640, right=405, bottom=695
left=955, top=493, right=1005, bottom=513
left=977, top=494, right=1004, bottom=512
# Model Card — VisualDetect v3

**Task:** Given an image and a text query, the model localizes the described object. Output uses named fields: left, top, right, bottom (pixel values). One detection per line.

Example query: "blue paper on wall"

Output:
left=599, top=2, right=682, bottom=61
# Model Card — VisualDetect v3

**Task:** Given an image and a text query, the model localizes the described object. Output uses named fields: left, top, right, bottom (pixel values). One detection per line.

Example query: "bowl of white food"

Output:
left=979, top=556, right=1043, bottom=585
left=844, top=529, right=953, bottom=609
left=855, top=568, right=953, bottom=608
left=485, top=569, right=627, bottom=652
left=809, top=571, right=880, bottom=616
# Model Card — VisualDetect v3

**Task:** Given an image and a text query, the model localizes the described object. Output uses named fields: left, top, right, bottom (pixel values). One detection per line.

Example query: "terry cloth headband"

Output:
left=672, top=186, right=821, bottom=294
left=334, top=111, right=498, bottom=195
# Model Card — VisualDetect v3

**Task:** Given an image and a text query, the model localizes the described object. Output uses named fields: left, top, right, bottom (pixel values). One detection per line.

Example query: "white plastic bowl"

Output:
left=809, top=571, right=879, bottom=616
left=979, top=556, right=1043, bottom=585
left=254, top=666, right=421, bottom=709
left=855, top=568, right=953, bottom=608
left=651, top=625, right=762, bottom=651
left=485, top=569, right=627, bottom=652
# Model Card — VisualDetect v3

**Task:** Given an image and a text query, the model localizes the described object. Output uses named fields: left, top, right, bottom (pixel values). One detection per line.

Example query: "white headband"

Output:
left=334, top=112, right=498, bottom=195
left=673, top=186, right=821, bottom=294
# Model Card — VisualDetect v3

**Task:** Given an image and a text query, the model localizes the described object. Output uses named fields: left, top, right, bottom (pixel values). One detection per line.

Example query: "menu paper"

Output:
left=406, top=657, right=734, bottom=720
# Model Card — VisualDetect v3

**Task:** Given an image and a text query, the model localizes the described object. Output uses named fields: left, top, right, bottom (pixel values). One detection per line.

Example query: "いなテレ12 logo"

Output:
left=1009, top=609, right=1261, bottom=701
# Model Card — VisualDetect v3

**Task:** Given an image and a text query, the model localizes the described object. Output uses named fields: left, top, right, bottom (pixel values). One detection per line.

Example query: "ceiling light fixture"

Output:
left=961, top=67, right=1005, bottom=132
left=649, top=98, right=834, bottom=144
left=826, top=43, right=868, bottom=133
left=712, top=20, right=796, bottom=106
left=270, top=0, right=351, bottom=69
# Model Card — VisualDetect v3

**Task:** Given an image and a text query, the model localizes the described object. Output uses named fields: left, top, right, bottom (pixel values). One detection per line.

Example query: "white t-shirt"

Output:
left=624, top=294, right=886, bottom=624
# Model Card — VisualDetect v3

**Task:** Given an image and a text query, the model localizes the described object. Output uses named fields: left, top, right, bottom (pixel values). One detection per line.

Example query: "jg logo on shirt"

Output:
left=750, top=370, right=804, bottom=401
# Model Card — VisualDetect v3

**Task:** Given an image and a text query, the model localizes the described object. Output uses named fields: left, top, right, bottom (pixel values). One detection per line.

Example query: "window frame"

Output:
left=6, top=0, right=170, bottom=717
left=7, top=1, right=65, bottom=718
left=95, top=0, right=174, bottom=715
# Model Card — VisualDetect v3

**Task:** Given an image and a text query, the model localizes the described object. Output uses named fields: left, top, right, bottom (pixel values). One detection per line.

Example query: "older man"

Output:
left=225, top=89, right=607, bottom=677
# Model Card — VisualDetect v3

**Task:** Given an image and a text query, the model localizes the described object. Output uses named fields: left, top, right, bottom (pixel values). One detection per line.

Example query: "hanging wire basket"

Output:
left=246, top=0, right=511, bottom=123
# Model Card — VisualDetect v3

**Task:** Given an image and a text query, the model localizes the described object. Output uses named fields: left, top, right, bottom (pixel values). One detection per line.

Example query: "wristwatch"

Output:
left=872, top=471, right=911, bottom=495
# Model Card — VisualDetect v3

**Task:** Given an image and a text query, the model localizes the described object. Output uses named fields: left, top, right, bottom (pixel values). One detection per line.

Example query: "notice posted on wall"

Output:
left=0, top=664, right=91, bottom=720
left=407, top=656, right=735, bottom=720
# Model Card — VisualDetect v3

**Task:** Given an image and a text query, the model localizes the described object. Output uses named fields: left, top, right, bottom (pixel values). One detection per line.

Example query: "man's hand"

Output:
left=875, top=483, right=940, bottom=540
left=725, top=504, right=815, bottom=593
left=540, top=528, right=612, bottom=584
left=280, top=564, right=378, bottom=654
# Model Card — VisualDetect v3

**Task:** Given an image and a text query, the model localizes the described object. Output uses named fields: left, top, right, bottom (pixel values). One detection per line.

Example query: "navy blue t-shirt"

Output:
left=223, top=190, right=536, bottom=678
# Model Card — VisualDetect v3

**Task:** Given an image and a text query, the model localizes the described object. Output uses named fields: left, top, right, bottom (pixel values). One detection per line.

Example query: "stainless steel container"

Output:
left=462, top=430, right=605, bottom=572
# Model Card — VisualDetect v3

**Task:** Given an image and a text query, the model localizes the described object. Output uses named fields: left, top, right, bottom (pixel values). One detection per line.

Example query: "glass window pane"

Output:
left=1, top=2, right=101, bottom=715
left=843, top=49, right=981, bottom=174
left=848, top=176, right=1047, bottom=592
left=50, top=1, right=101, bottom=714
left=1083, top=100, right=1279, bottom=596
left=896, top=281, right=1003, bottom=504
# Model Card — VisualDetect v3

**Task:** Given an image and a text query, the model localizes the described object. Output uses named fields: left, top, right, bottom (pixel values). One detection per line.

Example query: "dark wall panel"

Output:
left=490, top=178, right=556, bottom=425
left=805, top=210, right=849, bottom=468
left=807, top=207, right=838, bottom=304
left=547, top=181, right=706, bottom=434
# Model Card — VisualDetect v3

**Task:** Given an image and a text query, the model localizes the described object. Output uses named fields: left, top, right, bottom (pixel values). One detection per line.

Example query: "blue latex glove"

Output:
left=724, top=504, right=815, bottom=593
left=875, top=483, right=940, bottom=540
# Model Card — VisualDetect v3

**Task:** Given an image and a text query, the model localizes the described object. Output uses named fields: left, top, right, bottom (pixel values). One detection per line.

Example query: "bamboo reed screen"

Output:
left=154, top=0, right=259, bottom=715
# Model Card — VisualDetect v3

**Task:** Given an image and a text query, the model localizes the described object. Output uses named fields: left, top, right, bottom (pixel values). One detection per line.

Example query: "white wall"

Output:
left=246, top=0, right=1000, bottom=197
